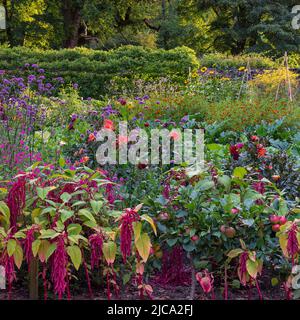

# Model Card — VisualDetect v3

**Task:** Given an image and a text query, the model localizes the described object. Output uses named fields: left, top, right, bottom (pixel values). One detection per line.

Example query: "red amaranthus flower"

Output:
left=119, top=208, right=140, bottom=263
left=238, top=251, right=249, bottom=286
left=287, top=223, right=299, bottom=266
left=23, top=225, right=39, bottom=267
left=7, top=176, right=26, bottom=230
left=51, top=235, right=68, bottom=299
left=89, top=233, right=104, bottom=270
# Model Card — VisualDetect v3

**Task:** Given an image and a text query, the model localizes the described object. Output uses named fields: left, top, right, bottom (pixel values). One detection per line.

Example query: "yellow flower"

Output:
left=221, top=77, right=230, bottom=81
left=238, top=66, right=246, bottom=72
left=192, top=72, right=198, bottom=78
left=184, top=80, right=189, bottom=84
left=127, top=103, right=134, bottom=109
left=201, top=67, right=207, bottom=73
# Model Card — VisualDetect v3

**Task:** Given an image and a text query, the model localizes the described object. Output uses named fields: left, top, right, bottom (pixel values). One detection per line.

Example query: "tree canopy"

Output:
left=0, top=0, right=299, bottom=56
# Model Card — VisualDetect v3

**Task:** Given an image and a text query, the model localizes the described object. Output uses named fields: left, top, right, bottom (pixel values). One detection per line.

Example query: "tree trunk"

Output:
left=29, top=258, right=39, bottom=300
left=161, top=0, right=169, bottom=49
left=61, top=0, right=82, bottom=48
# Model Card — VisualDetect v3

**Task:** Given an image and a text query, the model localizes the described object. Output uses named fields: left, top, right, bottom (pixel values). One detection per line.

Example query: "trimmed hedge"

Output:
left=199, top=53, right=278, bottom=70
left=0, top=45, right=199, bottom=98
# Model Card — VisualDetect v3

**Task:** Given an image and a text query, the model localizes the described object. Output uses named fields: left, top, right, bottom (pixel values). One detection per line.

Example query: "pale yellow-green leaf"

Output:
left=67, top=245, right=82, bottom=271
left=135, top=233, right=151, bottom=263
left=13, top=244, right=23, bottom=269
left=32, top=239, right=41, bottom=257
left=103, top=241, right=117, bottom=265
left=227, top=248, right=243, bottom=259
left=246, top=259, right=258, bottom=279
left=141, top=214, right=157, bottom=236
left=7, top=239, right=17, bottom=257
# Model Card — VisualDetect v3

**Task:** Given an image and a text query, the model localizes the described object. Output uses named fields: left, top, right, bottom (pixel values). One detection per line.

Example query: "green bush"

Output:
left=0, top=46, right=199, bottom=98
left=199, top=53, right=278, bottom=70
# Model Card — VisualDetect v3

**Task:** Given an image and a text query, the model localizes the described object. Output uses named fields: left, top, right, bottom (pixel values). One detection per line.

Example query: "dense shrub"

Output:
left=0, top=46, right=199, bottom=98
left=199, top=53, right=278, bottom=70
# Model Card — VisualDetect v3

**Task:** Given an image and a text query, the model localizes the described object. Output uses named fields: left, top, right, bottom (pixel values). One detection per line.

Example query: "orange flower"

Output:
left=80, top=156, right=89, bottom=164
left=88, top=133, right=96, bottom=142
left=257, top=145, right=267, bottom=158
left=103, top=119, right=114, bottom=131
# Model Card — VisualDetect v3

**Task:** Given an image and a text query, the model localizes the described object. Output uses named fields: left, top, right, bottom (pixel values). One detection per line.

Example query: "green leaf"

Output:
left=14, top=231, right=26, bottom=239
left=67, top=224, right=82, bottom=236
left=135, top=233, right=151, bottom=263
left=79, top=209, right=96, bottom=224
left=233, top=167, right=247, bottom=179
left=59, top=157, right=66, bottom=167
left=227, top=248, right=244, bottom=258
left=67, top=245, right=82, bottom=270
left=218, top=175, right=231, bottom=191
left=60, top=192, right=72, bottom=203
left=90, top=200, right=103, bottom=215
left=243, top=189, right=263, bottom=209
left=183, top=242, right=196, bottom=252
left=72, top=201, right=86, bottom=207
left=45, top=243, right=57, bottom=261
left=7, top=239, right=17, bottom=257
left=133, top=222, right=142, bottom=241
left=197, top=179, right=215, bottom=191
left=271, top=277, right=279, bottom=286
left=37, top=187, right=56, bottom=200
left=141, top=214, right=157, bottom=236
left=103, top=241, right=117, bottom=265
left=0, top=201, right=10, bottom=226
left=246, top=259, right=258, bottom=279
left=13, top=244, right=23, bottom=269
left=38, top=240, right=51, bottom=263
left=39, top=229, right=60, bottom=239
left=122, top=273, right=131, bottom=285
left=60, top=209, right=74, bottom=223
left=32, top=240, right=41, bottom=257
left=166, top=238, right=178, bottom=247
left=83, top=220, right=98, bottom=229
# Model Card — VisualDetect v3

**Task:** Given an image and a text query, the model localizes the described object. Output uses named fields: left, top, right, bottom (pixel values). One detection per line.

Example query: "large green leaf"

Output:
left=13, top=244, right=23, bottom=269
left=67, top=245, right=82, bottom=270
left=32, top=239, right=41, bottom=257
left=79, top=209, right=96, bottom=224
left=37, top=186, right=56, bottom=200
left=60, top=209, right=74, bottom=223
left=135, top=233, right=151, bottom=263
left=67, top=224, right=82, bottom=236
left=233, top=167, right=247, bottom=179
left=0, top=201, right=10, bottom=226
left=246, top=259, right=258, bottom=279
left=141, top=214, right=157, bottom=236
left=227, top=248, right=244, bottom=259
left=7, top=239, right=17, bottom=257
left=103, top=241, right=117, bottom=265
left=90, top=200, right=103, bottom=215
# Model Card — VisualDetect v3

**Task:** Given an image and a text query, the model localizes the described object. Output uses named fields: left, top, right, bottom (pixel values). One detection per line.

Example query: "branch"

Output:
left=143, top=18, right=160, bottom=31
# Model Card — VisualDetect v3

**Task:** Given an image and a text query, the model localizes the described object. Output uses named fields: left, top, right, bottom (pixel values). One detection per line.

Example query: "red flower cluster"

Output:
left=119, top=208, right=140, bottom=263
left=7, top=176, right=26, bottom=230
left=229, top=143, right=244, bottom=160
left=89, top=233, right=104, bottom=270
left=51, top=235, right=68, bottom=299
